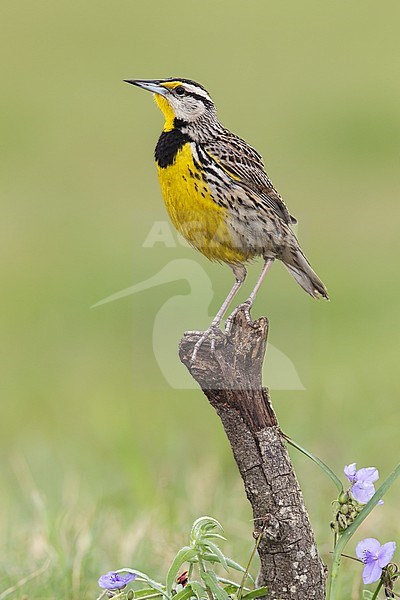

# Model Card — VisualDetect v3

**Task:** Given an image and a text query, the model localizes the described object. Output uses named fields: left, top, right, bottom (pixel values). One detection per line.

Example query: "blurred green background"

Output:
left=1, top=1, right=399, bottom=598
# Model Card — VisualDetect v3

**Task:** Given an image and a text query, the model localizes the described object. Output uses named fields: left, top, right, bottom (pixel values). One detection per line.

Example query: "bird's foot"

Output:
left=184, top=324, right=221, bottom=364
left=225, top=299, right=253, bottom=334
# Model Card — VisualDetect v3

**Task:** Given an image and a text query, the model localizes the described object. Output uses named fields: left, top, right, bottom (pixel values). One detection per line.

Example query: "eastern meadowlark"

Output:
left=125, top=78, right=328, bottom=361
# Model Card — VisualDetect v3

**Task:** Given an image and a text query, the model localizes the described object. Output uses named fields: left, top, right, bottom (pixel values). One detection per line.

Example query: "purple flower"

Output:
left=344, top=463, right=380, bottom=504
left=356, top=538, right=396, bottom=584
left=98, top=571, right=137, bottom=590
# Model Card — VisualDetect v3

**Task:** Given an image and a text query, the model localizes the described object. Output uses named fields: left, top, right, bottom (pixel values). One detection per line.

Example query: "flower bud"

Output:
left=338, top=514, right=348, bottom=530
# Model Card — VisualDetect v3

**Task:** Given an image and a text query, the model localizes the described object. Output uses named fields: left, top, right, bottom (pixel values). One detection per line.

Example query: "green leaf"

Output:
left=116, top=569, right=167, bottom=598
left=200, top=570, right=230, bottom=600
left=200, top=554, right=254, bottom=582
left=173, top=585, right=196, bottom=600
left=191, top=517, right=224, bottom=545
left=241, top=587, right=269, bottom=600
left=327, top=462, right=400, bottom=600
left=284, top=434, right=343, bottom=493
left=225, top=558, right=252, bottom=580
left=222, top=584, right=239, bottom=595
left=203, top=533, right=227, bottom=542
left=166, top=546, right=197, bottom=593
left=132, top=589, right=163, bottom=600
left=203, top=540, right=228, bottom=571
left=217, top=579, right=250, bottom=595
left=200, top=552, right=246, bottom=573
left=203, top=518, right=223, bottom=533
left=217, top=578, right=245, bottom=590
left=200, top=552, right=219, bottom=564
left=362, top=592, right=374, bottom=600
left=190, top=581, right=208, bottom=600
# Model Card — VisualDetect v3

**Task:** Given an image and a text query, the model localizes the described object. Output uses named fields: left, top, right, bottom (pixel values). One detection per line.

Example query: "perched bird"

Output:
left=125, top=78, right=328, bottom=360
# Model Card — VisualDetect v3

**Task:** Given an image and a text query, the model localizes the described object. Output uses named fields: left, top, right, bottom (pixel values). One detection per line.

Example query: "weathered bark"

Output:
left=179, top=310, right=326, bottom=600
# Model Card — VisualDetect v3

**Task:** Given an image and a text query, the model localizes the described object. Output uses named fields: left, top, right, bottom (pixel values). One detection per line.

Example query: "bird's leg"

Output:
left=225, top=258, right=274, bottom=332
left=185, top=265, right=247, bottom=363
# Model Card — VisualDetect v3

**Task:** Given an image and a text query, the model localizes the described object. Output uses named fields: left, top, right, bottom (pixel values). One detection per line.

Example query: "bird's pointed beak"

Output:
left=124, top=79, right=168, bottom=96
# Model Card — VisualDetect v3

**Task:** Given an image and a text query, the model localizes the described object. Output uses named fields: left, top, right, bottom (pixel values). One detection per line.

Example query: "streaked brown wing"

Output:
left=203, top=132, right=297, bottom=225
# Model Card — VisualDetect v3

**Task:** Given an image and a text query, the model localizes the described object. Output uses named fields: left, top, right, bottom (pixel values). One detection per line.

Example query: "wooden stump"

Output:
left=179, top=310, right=326, bottom=600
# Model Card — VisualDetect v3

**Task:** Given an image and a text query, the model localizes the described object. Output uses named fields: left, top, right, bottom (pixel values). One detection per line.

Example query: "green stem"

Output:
left=198, top=556, right=214, bottom=600
left=237, top=528, right=264, bottom=600
left=327, top=462, right=400, bottom=600
left=115, top=570, right=169, bottom=599
left=328, top=550, right=342, bottom=600
left=371, top=579, right=383, bottom=600
left=283, top=433, right=343, bottom=492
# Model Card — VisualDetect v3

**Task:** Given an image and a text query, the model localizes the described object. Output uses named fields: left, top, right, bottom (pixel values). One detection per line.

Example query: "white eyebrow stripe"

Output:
left=184, top=84, right=212, bottom=102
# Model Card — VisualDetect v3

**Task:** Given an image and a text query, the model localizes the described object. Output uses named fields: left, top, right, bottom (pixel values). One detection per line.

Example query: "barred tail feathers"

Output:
left=283, top=246, right=329, bottom=300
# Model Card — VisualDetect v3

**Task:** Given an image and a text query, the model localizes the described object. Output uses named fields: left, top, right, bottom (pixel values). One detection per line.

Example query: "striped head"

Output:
left=124, top=78, right=217, bottom=132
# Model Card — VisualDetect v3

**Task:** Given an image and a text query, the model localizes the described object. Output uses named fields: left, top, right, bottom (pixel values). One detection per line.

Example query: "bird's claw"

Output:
left=185, top=325, right=220, bottom=364
left=225, top=300, right=253, bottom=334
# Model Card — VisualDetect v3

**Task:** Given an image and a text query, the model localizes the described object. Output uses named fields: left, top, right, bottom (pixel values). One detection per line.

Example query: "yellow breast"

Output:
left=157, top=143, right=247, bottom=263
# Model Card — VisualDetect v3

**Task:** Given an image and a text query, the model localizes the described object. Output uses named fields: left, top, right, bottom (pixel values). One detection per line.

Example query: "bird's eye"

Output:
left=175, top=86, right=186, bottom=96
